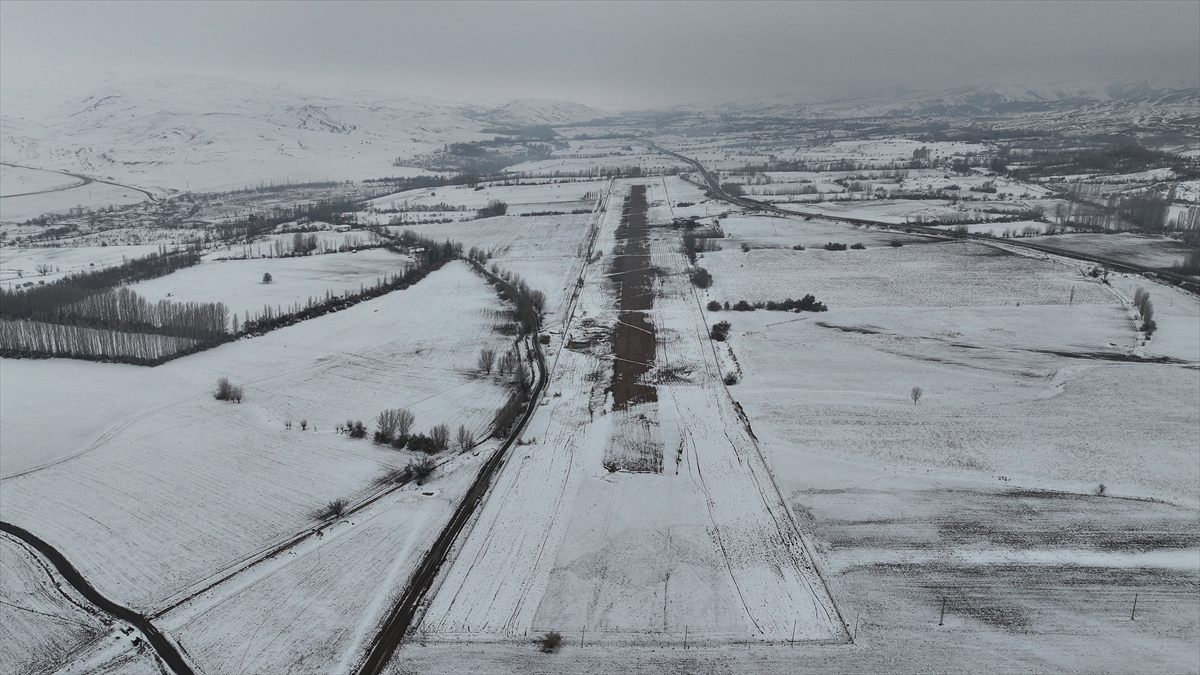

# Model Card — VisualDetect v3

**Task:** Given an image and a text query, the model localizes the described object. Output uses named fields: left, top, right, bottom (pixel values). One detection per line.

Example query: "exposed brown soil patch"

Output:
left=607, top=185, right=658, bottom=410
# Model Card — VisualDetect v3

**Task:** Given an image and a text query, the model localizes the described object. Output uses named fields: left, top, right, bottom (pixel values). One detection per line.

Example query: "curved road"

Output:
left=651, top=144, right=1200, bottom=295
left=1, top=162, right=158, bottom=202
left=0, top=521, right=194, bottom=675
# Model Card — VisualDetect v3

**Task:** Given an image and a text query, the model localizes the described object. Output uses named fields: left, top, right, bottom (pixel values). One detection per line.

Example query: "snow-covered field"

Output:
left=0, top=261, right=515, bottom=618
left=0, top=244, right=163, bottom=288
left=420, top=180, right=846, bottom=647
left=131, top=248, right=415, bottom=321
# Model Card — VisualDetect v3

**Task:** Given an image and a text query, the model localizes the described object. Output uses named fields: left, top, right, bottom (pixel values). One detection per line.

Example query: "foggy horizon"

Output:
left=2, top=0, right=1198, bottom=110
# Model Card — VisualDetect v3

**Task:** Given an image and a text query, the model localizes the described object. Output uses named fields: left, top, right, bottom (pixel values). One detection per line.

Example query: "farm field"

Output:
left=131, top=247, right=415, bottom=320
left=419, top=180, right=846, bottom=647
left=0, top=260, right=517, bottom=619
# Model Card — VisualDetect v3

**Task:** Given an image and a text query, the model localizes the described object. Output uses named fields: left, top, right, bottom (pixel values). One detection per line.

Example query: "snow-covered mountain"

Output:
left=481, top=99, right=610, bottom=127
left=0, top=75, right=617, bottom=195
left=658, top=81, right=1199, bottom=122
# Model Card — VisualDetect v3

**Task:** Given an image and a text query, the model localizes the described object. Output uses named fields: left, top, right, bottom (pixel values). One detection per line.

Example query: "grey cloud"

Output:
left=2, top=0, right=1196, bottom=109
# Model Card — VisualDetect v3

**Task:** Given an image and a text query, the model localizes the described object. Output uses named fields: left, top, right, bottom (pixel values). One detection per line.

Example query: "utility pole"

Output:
left=939, top=598, right=947, bottom=626
left=1131, top=594, right=1138, bottom=620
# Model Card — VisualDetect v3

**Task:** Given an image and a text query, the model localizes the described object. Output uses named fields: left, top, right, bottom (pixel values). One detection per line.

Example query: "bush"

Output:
left=850, top=243, right=866, bottom=250
left=732, top=300, right=754, bottom=311
left=706, top=300, right=722, bottom=311
left=492, top=391, right=527, bottom=438
left=741, top=243, right=751, bottom=252
left=539, top=631, right=564, bottom=653
left=214, top=376, right=243, bottom=402
left=760, top=295, right=827, bottom=312
left=792, top=244, right=805, bottom=250
left=476, top=199, right=508, bottom=219
left=723, top=372, right=739, bottom=385
left=348, top=420, right=366, bottom=439
left=407, top=433, right=439, bottom=454
left=408, top=455, right=436, bottom=482
left=691, top=267, right=712, bottom=288
left=262, top=272, right=273, bottom=284
left=890, top=240, right=905, bottom=247
left=710, top=321, right=731, bottom=341
left=823, top=242, right=847, bottom=251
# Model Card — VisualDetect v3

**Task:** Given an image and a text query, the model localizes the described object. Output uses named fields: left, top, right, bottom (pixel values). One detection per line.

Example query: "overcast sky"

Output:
left=1, top=0, right=1197, bottom=109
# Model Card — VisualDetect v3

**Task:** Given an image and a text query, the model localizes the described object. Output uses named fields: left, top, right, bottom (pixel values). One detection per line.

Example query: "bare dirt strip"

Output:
left=607, top=185, right=657, bottom=411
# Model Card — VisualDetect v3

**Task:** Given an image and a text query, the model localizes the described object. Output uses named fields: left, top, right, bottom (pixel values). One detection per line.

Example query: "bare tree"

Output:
left=911, top=386, right=923, bottom=404
left=457, top=425, right=475, bottom=452
left=315, top=498, right=348, bottom=521
left=477, top=348, right=496, bottom=374
left=430, top=423, right=450, bottom=451
left=375, top=408, right=415, bottom=444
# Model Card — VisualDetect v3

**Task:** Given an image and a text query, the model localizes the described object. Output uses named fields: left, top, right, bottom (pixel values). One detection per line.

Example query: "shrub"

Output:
left=850, top=243, right=866, bottom=250
left=408, top=455, right=436, bottom=482
left=723, top=372, right=739, bottom=385
left=741, top=243, right=751, bottom=253
left=761, top=295, right=827, bottom=312
left=539, top=631, right=564, bottom=653
left=492, top=391, right=527, bottom=438
left=348, top=420, right=366, bottom=439
left=407, top=433, right=439, bottom=454
left=214, top=376, right=244, bottom=402
left=691, top=267, right=712, bottom=288
left=476, top=200, right=508, bottom=219
left=262, top=272, right=273, bottom=284
left=792, top=244, right=805, bottom=250
left=706, top=300, right=722, bottom=311
left=823, top=242, right=847, bottom=251
left=732, top=300, right=754, bottom=311
left=890, top=240, right=905, bottom=247
left=300, top=419, right=308, bottom=431
left=710, top=321, right=731, bottom=341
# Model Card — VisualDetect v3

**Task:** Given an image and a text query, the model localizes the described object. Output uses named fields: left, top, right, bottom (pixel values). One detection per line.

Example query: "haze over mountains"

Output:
left=2, top=73, right=1196, bottom=196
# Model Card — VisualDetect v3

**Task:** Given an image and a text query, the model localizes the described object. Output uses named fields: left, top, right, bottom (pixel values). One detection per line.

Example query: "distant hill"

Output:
left=481, top=99, right=611, bottom=126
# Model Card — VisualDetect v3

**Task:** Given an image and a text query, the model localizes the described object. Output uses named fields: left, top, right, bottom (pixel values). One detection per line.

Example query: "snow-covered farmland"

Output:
left=420, top=180, right=846, bottom=647
left=0, top=535, right=111, bottom=674
left=0, top=244, right=163, bottom=288
left=131, top=248, right=415, bottom=320
left=0, top=261, right=516, bottom=614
